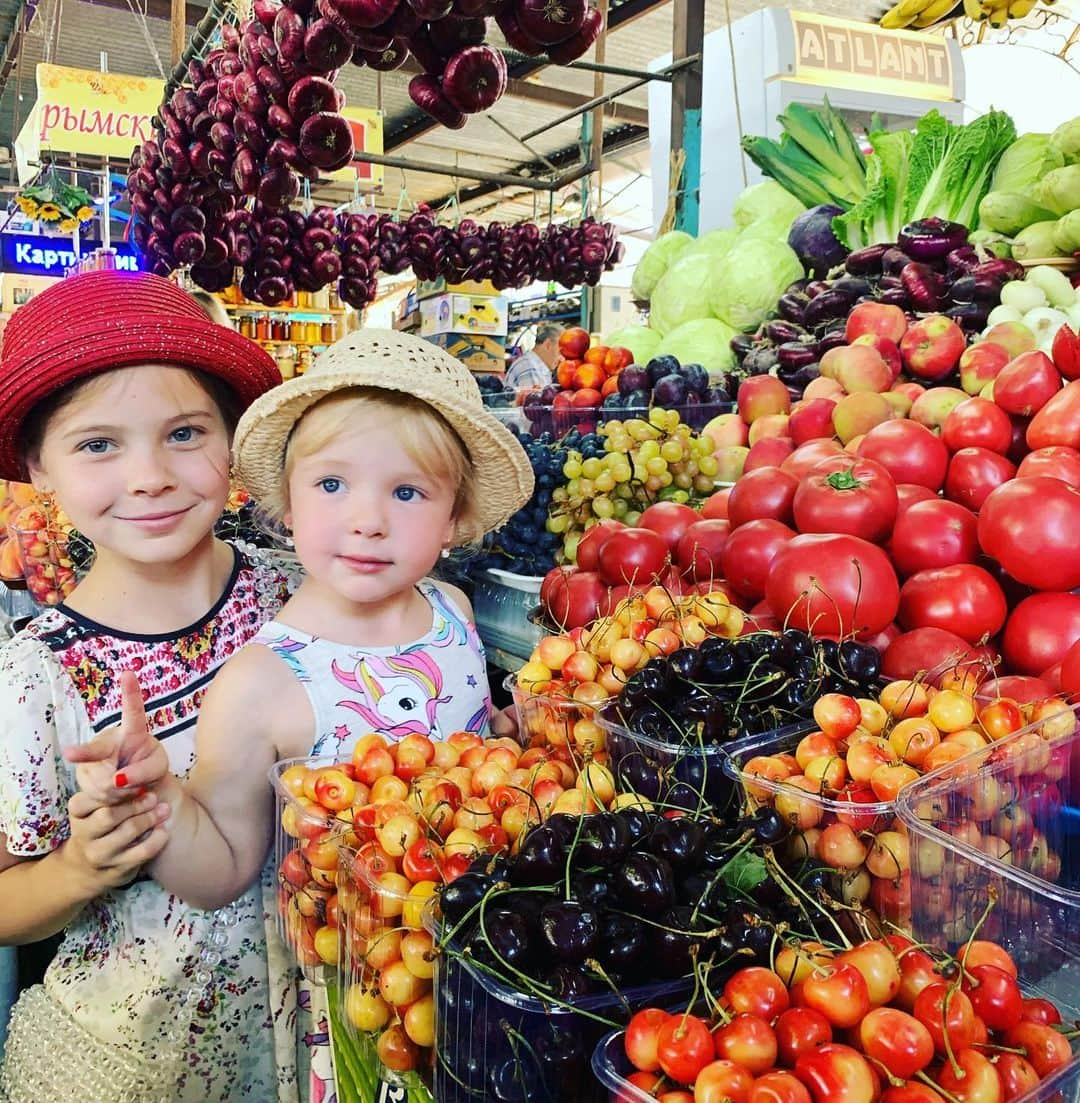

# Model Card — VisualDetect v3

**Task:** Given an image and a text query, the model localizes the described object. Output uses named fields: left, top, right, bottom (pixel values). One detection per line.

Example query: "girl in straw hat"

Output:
left=66, top=328, right=534, bottom=1096
left=0, top=270, right=309, bottom=1102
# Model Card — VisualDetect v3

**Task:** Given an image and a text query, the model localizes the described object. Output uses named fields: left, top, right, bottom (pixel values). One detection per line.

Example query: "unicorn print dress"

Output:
left=251, top=579, right=492, bottom=1102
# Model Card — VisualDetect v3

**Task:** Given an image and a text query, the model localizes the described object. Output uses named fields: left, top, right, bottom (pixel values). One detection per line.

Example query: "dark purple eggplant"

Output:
left=945, top=302, right=990, bottom=331
left=742, top=346, right=779, bottom=374
left=882, top=248, right=912, bottom=276
left=729, top=334, right=757, bottom=361
left=948, top=275, right=1003, bottom=304
left=817, top=330, right=847, bottom=356
left=946, top=246, right=980, bottom=279
left=900, top=262, right=943, bottom=313
left=878, top=275, right=903, bottom=292
left=804, top=280, right=831, bottom=299
left=764, top=320, right=805, bottom=344
left=878, top=287, right=911, bottom=309
left=898, top=219, right=968, bottom=262
left=829, top=276, right=872, bottom=298
left=803, top=288, right=853, bottom=327
left=844, top=243, right=891, bottom=276
left=776, top=292, right=808, bottom=324
left=776, top=342, right=818, bottom=371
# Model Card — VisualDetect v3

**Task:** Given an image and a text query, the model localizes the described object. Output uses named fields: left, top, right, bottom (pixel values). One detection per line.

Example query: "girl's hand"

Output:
left=63, top=670, right=170, bottom=805
left=63, top=788, right=170, bottom=892
left=491, top=704, right=519, bottom=739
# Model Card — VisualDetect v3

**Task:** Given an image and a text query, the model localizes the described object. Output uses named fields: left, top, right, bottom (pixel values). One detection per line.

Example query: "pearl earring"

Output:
left=440, top=547, right=450, bottom=559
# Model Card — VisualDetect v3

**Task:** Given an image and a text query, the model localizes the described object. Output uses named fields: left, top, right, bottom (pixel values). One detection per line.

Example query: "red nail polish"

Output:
left=114, top=771, right=129, bottom=789
left=137, top=787, right=148, bottom=798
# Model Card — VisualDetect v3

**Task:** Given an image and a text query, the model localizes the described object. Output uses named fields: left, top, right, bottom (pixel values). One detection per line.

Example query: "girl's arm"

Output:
left=69, top=656, right=284, bottom=910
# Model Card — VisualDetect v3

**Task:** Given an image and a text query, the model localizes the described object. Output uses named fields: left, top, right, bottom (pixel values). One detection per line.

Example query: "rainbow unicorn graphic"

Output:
left=331, top=649, right=451, bottom=740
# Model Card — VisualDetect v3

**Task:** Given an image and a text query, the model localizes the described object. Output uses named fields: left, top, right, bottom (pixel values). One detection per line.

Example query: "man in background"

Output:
left=505, top=321, right=563, bottom=392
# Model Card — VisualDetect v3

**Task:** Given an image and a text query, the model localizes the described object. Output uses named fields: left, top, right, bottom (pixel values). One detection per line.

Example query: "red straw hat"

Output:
left=0, top=270, right=282, bottom=481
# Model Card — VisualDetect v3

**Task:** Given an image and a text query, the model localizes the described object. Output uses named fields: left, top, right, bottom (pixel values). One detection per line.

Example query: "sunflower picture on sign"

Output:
left=14, top=167, right=95, bottom=232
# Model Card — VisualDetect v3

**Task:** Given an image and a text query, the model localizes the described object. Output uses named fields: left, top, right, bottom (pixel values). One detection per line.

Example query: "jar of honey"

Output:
left=321, top=320, right=336, bottom=344
left=255, top=314, right=270, bottom=341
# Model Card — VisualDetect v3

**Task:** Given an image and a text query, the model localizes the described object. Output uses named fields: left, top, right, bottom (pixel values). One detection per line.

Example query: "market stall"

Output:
left=0, top=0, right=1079, bottom=1098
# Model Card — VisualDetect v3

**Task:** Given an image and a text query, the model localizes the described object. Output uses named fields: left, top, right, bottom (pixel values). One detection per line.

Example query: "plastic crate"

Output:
left=520, top=398, right=734, bottom=438
left=723, top=725, right=908, bottom=927
left=508, top=673, right=604, bottom=764
left=897, top=702, right=1080, bottom=1017
left=473, top=569, right=544, bottom=662
left=427, top=906, right=693, bottom=1103
left=335, top=844, right=436, bottom=1101
left=270, top=754, right=356, bottom=984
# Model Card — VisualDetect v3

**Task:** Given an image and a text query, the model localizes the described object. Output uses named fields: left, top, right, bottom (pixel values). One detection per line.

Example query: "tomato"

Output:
left=994, top=350, right=1061, bottom=415
left=858, top=1008, right=934, bottom=1079
left=774, top=1008, right=832, bottom=1067
left=913, top=983, right=977, bottom=1056
left=994, top=1053, right=1040, bottom=1103
left=801, top=964, right=871, bottom=1029
left=1002, top=591, right=1080, bottom=675
left=897, top=564, right=1007, bottom=644
left=576, top=519, right=625, bottom=571
left=1026, top=376, right=1080, bottom=449
left=975, top=673, right=1055, bottom=706
left=638, top=502, right=700, bottom=554
left=724, top=967, right=791, bottom=1022
left=792, top=457, right=898, bottom=543
left=934, top=1048, right=1004, bottom=1103
left=766, top=533, right=900, bottom=636
left=781, top=439, right=846, bottom=482
left=597, top=528, right=669, bottom=587
left=944, top=447, right=1016, bottom=512
left=882, top=627, right=991, bottom=685
left=1016, top=445, right=1080, bottom=487
left=656, top=1012, right=716, bottom=1084
left=694, top=1060, right=755, bottom=1103
left=1004, top=1021, right=1073, bottom=1077
left=978, top=476, right=1080, bottom=591
left=889, top=499, right=978, bottom=577
left=794, top=1043, right=878, bottom=1103
left=543, top=569, right=606, bottom=630
left=749, top=1071, right=813, bottom=1103
left=722, top=519, right=797, bottom=601
left=857, top=420, right=949, bottom=490
left=676, top=520, right=732, bottom=582
left=942, top=398, right=1014, bottom=454
left=625, top=1007, right=670, bottom=1072
left=727, top=467, right=799, bottom=528
left=896, top=483, right=939, bottom=513
left=1053, top=322, right=1080, bottom=379
left=961, top=964, right=1023, bottom=1031
left=713, top=1014, right=779, bottom=1075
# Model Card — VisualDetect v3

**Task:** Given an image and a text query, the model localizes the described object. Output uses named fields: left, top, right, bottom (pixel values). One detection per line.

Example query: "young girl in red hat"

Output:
left=0, top=270, right=307, bottom=1101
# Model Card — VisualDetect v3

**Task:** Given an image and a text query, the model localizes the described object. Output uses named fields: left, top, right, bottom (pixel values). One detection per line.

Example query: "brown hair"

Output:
left=20, top=368, right=244, bottom=467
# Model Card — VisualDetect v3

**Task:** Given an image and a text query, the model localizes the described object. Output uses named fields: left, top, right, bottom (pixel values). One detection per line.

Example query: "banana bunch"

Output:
left=879, top=0, right=1047, bottom=30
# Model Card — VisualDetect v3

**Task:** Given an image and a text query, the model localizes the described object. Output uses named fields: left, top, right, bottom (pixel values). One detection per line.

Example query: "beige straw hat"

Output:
left=233, top=328, right=534, bottom=545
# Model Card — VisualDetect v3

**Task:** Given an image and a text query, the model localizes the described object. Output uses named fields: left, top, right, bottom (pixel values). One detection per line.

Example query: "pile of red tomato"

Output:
left=617, top=936, right=1072, bottom=1103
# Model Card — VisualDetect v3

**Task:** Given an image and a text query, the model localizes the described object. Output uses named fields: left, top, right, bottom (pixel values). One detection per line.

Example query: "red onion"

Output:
left=288, top=75, right=341, bottom=121
left=515, top=0, right=584, bottom=44
left=298, top=111, right=355, bottom=169
left=407, top=28, right=446, bottom=74
left=253, top=0, right=282, bottom=28
left=362, top=39, right=409, bottom=69
left=407, top=73, right=467, bottom=128
left=331, top=0, right=400, bottom=29
left=304, top=18, right=354, bottom=70
left=429, top=15, right=485, bottom=56
left=441, top=44, right=506, bottom=113
left=545, top=2, right=600, bottom=61
left=406, top=0, right=452, bottom=17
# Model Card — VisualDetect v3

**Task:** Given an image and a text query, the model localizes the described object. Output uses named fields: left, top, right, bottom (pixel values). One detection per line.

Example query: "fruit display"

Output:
left=0, top=482, right=77, bottom=604
left=427, top=802, right=842, bottom=1103
left=596, top=929, right=1077, bottom=1103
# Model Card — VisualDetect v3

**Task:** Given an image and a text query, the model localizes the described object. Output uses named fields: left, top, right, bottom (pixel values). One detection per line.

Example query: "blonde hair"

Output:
left=269, top=387, right=477, bottom=531
left=188, top=291, right=233, bottom=329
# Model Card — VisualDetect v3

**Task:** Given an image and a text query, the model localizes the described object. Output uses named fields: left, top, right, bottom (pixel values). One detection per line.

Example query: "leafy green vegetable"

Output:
left=1012, top=220, right=1065, bottom=261
left=1054, top=210, right=1080, bottom=253
left=1050, top=117, right=1080, bottom=166
left=833, top=129, right=913, bottom=250
left=656, top=318, right=737, bottom=377
left=630, top=230, right=693, bottom=301
left=978, top=191, right=1057, bottom=236
left=733, top=181, right=805, bottom=230
left=991, top=133, right=1064, bottom=193
left=740, top=98, right=867, bottom=211
left=1032, top=164, right=1080, bottom=217
left=905, top=109, right=1017, bottom=228
left=603, top=324, right=662, bottom=365
left=710, top=238, right=804, bottom=333
left=721, top=850, right=768, bottom=895
left=648, top=252, right=722, bottom=336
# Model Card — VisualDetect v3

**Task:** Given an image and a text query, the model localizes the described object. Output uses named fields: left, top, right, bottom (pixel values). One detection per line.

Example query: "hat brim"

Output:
left=234, top=365, right=535, bottom=545
left=0, top=318, right=281, bottom=481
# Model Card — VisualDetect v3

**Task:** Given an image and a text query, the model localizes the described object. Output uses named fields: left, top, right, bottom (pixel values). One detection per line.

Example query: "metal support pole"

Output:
left=579, top=113, right=592, bottom=331
left=670, top=0, right=704, bottom=235
left=351, top=150, right=593, bottom=191
left=566, top=59, right=675, bottom=81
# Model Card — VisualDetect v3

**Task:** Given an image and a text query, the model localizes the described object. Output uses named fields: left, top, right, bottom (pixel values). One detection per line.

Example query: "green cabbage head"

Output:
left=733, top=182, right=805, bottom=231
left=656, top=318, right=737, bottom=377
left=630, top=230, right=693, bottom=301
left=648, top=251, right=722, bottom=336
left=602, top=325, right=662, bottom=365
left=710, top=239, right=804, bottom=332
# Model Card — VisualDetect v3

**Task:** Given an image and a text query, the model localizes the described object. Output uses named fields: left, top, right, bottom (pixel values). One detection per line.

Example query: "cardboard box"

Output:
left=419, top=292, right=508, bottom=338
left=427, top=332, right=507, bottom=374
left=417, top=277, right=499, bottom=300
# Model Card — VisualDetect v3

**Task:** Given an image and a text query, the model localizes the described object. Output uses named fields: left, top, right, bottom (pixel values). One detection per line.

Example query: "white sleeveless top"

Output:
left=250, top=580, right=492, bottom=757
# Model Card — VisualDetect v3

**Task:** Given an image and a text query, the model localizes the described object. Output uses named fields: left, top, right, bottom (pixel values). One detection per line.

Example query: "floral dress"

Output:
left=0, top=544, right=305, bottom=1103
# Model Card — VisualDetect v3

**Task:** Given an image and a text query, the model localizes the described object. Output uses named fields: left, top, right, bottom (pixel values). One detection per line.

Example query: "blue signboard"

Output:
left=0, top=233, right=141, bottom=277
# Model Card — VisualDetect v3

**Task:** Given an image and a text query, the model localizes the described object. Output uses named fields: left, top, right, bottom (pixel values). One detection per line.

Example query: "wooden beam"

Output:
left=170, top=0, right=185, bottom=66
left=76, top=0, right=204, bottom=27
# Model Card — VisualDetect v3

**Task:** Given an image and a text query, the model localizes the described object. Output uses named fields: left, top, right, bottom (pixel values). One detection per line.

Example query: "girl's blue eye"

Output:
left=319, top=477, right=343, bottom=494
left=79, top=439, right=112, bottom=455
left=393, top=486, right=423, bottom=502
left=170, top=425, right=202, bottom=443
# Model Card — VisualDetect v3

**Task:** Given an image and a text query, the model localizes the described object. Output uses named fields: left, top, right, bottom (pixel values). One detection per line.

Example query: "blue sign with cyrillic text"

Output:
left=0, top=233, right=140, bottom=276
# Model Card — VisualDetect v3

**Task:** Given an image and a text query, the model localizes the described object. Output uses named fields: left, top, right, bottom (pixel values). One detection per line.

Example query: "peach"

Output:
left=982, top=321, right=1037, bottom=361
left=909, top=386, right=968, bottom=433
left=821, top=344, right=892, bottom=393
left=702, top=412, right=749, bottom=448
left=747, top=413, right=791, bottom=445
left=831, top=392, right=892, bottom=445
left=845, top=301, right=908, bottom=344
left=803, top=376, right=845, bottom=402
left=737, top=374, right=791, bottom=423
left=959, top=342, right=1010, bottom=396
